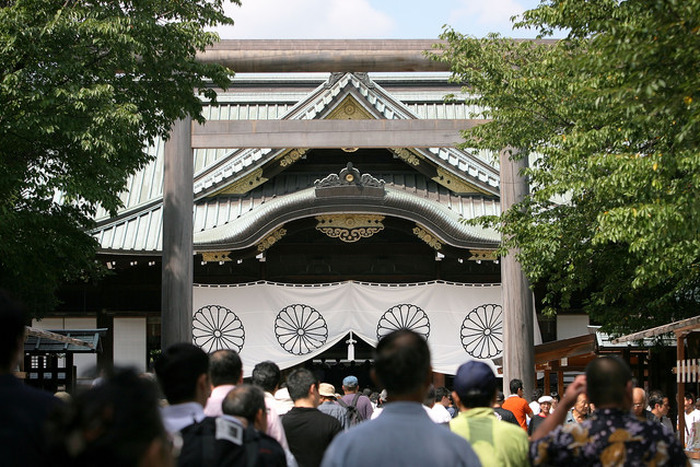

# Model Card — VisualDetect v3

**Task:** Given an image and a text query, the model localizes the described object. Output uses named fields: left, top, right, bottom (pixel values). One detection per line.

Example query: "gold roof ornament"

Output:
left=413, top=225, right=442, bottom=250
left=316, top=214, right=385, bottom=243
left=201, top=251, right=232, bottom=262
left=257, top=227, right=287, bottom=252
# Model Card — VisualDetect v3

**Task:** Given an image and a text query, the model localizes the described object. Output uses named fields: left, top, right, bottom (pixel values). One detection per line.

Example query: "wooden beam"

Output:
left=197, top=39, right=449, bottom=72
left=195, top=39, right=558, bottom=73
left=192, top=119, right=488, bottom=149
left=611, top=315, right=700, bottom=343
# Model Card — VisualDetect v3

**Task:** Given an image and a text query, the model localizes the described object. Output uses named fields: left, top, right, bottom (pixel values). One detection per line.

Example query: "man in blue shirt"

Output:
left=321, top=329, right=480, bottom=467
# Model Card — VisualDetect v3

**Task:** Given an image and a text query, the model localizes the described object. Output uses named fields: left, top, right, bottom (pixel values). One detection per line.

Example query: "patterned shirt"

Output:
left=530, top=408, right=689, bottom=466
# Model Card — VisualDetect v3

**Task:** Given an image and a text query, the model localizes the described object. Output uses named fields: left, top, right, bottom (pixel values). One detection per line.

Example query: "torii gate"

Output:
left=162, top=39, right=534, bottom=396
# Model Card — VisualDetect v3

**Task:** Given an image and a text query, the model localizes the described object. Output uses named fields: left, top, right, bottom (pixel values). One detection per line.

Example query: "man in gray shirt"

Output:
left=321, top=330, right=480, bottom=467
left=317, top=383, right=348, bottom=430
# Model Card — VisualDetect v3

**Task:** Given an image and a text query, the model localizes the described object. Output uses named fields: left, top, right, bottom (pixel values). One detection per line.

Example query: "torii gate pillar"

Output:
left=500, top=148, right=535, bottom=398
left=162, top=116, right=194, bottom=348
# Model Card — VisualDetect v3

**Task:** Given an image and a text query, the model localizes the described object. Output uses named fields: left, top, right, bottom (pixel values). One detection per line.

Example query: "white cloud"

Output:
left=449, top=0, right=527, bottom=35
left=215, top=0, right=396, bottom=39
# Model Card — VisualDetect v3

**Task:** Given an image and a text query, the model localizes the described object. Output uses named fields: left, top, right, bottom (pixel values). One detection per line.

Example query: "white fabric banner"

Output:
left=192, top=280, right=539, bottom=376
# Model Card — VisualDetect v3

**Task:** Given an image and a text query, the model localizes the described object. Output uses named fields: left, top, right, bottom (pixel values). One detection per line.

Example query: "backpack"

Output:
left=336, top=393, right=364, bottom=427
left=178, top=416, right=259, bottom=467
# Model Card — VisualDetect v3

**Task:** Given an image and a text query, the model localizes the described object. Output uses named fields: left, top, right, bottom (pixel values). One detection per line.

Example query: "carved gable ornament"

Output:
left=315, top=214, right=385, bottom=243
left=314, top=162, right=386, bottom=199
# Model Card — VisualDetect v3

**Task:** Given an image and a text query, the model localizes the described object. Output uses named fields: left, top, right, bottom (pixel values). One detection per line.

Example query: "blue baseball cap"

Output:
left=454, top=361, right=496, bottom=399
left=342, top=375, right=359, bottom=387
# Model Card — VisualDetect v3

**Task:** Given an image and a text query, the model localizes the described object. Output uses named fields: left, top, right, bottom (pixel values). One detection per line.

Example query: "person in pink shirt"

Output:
left=203, top=349, right=242, bottom=417
left=252, top=361, right=293, bottom=455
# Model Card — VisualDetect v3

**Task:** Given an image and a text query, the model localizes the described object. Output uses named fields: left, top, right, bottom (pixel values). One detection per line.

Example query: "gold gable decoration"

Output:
left=413, top=225, right=442, bottom=250
left=257, top=227, right=287, bottom=252
left=326, top=95, right=375, bottom=120
left=279, top=148, right=309, bottom=168
left=432, top=167, right=484, bottom=195
left=214, top=168, right=267, bottom=196
left=391, top=148, right=422, bottom=166
left=316, top=214, right=385, bottom=243
left=201, top=251, right=232, bottom=262
left=468, top=249, right=497, bottom=261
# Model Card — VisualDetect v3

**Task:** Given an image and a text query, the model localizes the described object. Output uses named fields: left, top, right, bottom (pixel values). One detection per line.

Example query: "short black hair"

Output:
left=222, top=384, right=266, bottom=424
left=0, top=289, right=26, bottom=371
left=585, top=356, right=633, bottom=407
left=509, top=379, right=523, bottom=394
left=435, top=386, right=450, bottom=403
left=648, top=390, right=665, bottom=410
left=685, top=392, right=696, bottom=401
left=424, top=385, right=436, bottom=406
left=47, top=368, right=166, bottom=466
left=252, top=361, right=281, bottom=393
left=531, top=388, right=543, bottom=402
left=209, top=349, right=242, bottom=387
left=374, top=329, right=430, bottom=396
left=286, top=368, right=318, bottom=402
left=154, top=343, right=209, bottom=404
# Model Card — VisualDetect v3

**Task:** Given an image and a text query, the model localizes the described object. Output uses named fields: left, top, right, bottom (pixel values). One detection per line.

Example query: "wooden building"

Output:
left=41, top=62, right=572, bottom=385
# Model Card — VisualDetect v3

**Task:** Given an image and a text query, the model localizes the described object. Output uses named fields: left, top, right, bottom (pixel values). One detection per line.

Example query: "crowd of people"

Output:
left=0, top=290, right=694, bottom=466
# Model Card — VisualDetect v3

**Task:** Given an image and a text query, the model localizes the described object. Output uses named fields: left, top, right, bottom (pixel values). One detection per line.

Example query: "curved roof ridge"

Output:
left=193, top=185, right=499, bottom=252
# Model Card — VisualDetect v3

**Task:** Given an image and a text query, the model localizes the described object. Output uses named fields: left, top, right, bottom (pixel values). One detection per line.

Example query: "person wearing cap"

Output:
left=449, top=360, right=529, bottom=466
left=528, top=395, right=553, bottom=437
left=338, top=375, right=373, bottom=422
left=321, top=329, right=480, bottom=467
left=318, top=383, right=349, bottom=430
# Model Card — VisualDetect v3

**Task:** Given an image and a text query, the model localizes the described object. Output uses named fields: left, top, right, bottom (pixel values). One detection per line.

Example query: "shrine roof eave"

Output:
left=193, top=186, right=499, bottom=252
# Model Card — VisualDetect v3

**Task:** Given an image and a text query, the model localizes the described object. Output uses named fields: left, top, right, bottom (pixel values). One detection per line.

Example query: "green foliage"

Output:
left=0, top=0, right=237, bottom=316
left=434, top=0, right=700, bottom=334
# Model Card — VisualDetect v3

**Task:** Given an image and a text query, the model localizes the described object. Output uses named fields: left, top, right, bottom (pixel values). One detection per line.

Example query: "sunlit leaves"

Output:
left=434, top=0, right=699, bottom=334
left=0, top=0, right=239, bottom=315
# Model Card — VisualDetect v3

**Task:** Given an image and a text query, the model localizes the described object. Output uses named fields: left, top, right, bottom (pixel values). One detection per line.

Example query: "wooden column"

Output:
left=433, top=372, right=446, bottom=389
left=162, top=117, right=193, bottom=350
left=678, top=331, right=686, bottom=447
left=499, top=147, right=535, bottom=398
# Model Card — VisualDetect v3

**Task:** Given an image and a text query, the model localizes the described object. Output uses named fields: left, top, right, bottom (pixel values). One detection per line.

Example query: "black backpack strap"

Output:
left=244, top=426, right=260, bottom=467
left=336, top=398, right=349, bottom=408
left=351, top=393, right=361, bottom=408
left=202, top=428, right=216, bottom=467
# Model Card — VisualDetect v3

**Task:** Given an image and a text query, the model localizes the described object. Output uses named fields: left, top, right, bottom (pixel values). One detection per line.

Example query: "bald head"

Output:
left=585, top=356, right=633, bottom=410
left=633, top=387, right=646, bottom=417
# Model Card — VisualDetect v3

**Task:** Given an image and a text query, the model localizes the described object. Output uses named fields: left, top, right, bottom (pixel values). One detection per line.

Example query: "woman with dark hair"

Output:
left=47, top=368, right=174, bottom=467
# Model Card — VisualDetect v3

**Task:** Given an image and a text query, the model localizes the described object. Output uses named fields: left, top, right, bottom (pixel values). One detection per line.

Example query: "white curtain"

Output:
left=192, top=280, right=540, bottom=376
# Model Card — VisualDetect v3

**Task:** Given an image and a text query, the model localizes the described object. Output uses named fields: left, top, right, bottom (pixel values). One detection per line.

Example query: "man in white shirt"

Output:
left=203, top=349, right=242, bottom=416
left=154, top=343, right=211, bottom=434
left=684, top=391, right=700, bottom=447
left=430, top=386, right=453, bottom=424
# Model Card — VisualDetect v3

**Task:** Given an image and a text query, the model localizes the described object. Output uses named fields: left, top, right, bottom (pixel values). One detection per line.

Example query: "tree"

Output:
left=433, top=0, right=699, bottom=334
left=0, top=0, right=237, bottom=316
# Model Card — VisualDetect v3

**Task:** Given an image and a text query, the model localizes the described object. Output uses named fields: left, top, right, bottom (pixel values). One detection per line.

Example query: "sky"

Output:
left=214, top=0, right=548, bottom=40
